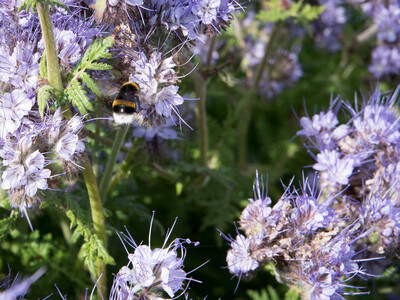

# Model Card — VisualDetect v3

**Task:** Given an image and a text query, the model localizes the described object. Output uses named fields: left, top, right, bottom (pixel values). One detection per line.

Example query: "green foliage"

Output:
left=257, top=0, right=325, bottom=23
left=66, top=80, right=93, bottom=115
left=18, top=0, right=67, bottom=13
left=62, top=196, right=115, bottom=276
left=37, top=85, right=53, bottom=118
left=65, top=36, right=113, bottom=115
left=247, top=286, right=281, bottom=300
left=0, top=211, right=19, bottom=241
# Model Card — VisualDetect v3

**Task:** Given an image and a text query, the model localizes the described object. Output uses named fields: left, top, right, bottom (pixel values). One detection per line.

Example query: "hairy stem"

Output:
left=237, top=22, right=280, bottom=169
left=107, top=139, right=138, bottom=195
left=195, top=36, right=216, bottom=166
left=82, top=154, right=107, bottom=298
left=37, top=4, right=63, bottom=93
left=100, top=125, right=129, bottom=203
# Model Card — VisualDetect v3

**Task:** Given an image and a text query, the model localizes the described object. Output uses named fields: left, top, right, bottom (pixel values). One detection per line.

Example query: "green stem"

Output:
left=100, top=125, right=129, bottom=203
left=195, top=36, right=216, bottom=166
left=107, top=139, right=138, bottom=195
left=196, top=78, right=208, bottom=167
left=237, top=22, right=280, bottom=170
left=92, top=103, right=102, bottom=176
left=82, top=154, right=107, bottom=298
left=37, top=3, right=63, bottom=93
left=83, top=128, right=131, bottom=153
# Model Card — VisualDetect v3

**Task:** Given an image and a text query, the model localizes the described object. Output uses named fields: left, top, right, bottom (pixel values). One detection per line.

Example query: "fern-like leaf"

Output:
left=66, top=80, right=93, bottom=115
left=81, top=72, right=101, bottom=97
left=37, top=85, right=53, bottom=118
left=18, top=0, right=67, bottom=13
left=78, top=36, right=114, bottom=66
left=65, top=36, right=114, bottom=115
left=86, top=62, right=113, bottom=70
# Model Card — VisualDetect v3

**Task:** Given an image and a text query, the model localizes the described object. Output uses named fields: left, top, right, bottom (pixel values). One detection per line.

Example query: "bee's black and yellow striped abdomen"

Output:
left=112, top=82, right=141, bottom=124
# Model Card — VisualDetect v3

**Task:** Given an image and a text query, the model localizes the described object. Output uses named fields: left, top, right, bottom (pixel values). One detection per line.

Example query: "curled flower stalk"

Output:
left=223, top=172, right=378, bottom=298
left=296, top=86, right=400, bottom=273
left=237, top=22, right=281, bottom=169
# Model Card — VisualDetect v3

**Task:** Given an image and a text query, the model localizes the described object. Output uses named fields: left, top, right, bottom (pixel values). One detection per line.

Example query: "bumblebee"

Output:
left=112, top=82, right=141, bottom=124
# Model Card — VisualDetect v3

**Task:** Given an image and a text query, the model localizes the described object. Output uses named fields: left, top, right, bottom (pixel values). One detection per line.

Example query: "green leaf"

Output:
left=81, top=72, right=102, bottom=97
left=66, top=80, right=93, bottom=115
left=18, top=0, right=67, bottom=13
left=0, top=211, right=19, bottom=240
left=267, top=286, right=280, bottom=300
left=78, top=36, right=114, bottom=68
left=37, top=85, right=53, bottom=118
left=65, top=36, right=113, bottom=115
left=91, top=234, right=115, bottom=265
left=82, top=239, right=97, bottom=276
left=256, top=0, right=324, bottom=23
left=86, top=62, right=113, bottom=71
left=82, top=235, right=115, bottom=276
left=284, top=288, right=300, bottom=300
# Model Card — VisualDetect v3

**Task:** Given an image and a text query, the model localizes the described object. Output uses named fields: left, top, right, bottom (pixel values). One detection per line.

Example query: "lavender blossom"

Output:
left=94, top=0, right=240, bottom=42
left=313, top=149, right=355, bottom=189
left=110, top=218, right=201, bottom=299
left=360, top=1, right=400, bottom=78
left=125, top=49, right=189, bottom=127
left=0, top=40, right=40, bottom=94
left=226, top=234, right=259, bottom=277
left=224, top=172, right=372, bottom=297
left=313, top=0, right=347, bottom=52
left=298, top=86, right=400, bottom=199
left=242, top=34, right=302, bottom=99
left=298, top=86, right=400, bottom=262
left=133, top=119, right=178, bottom=142
left=360, top=183, right=400, bottom=254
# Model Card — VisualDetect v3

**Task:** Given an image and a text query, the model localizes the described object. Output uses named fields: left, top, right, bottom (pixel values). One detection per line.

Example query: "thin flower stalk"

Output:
left=237, top=22, right=281, bottom=169
left=100, top=124, right=129, bottom=203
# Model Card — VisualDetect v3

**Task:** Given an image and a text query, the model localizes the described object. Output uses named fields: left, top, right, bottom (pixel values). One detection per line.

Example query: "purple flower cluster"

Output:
left=297, top=86, right=400, bottom=255
left=313, top=0, right=347, bottom=51
left=98, top=0, right=242, bottom=128
left=95, top=0, right=240, bottom=41
left=224, top=172, right=370, bottom=298
left=240, top=13, right=303, bottom=99
left=0, top=0, right=99, bottom=226
left=360, top=1, right=400, bottom=78
left=110, top=219, right=200, bottom=299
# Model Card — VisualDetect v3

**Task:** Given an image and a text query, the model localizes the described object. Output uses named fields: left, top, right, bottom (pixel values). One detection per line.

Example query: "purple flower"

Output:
left=226, top=234, right=259, bottom=277
left=52, top=115, right=85, bottom=162
left=360, top=183, right=400, bottom=254
left=133, top=119, right=178, bottom=142
left=369, top=45, right=400, bottom=78
left=0, top=41, right=40, bottom=93
left=0, top=268, right=46, bottom=299
left=289, top=176, right=335, bottom=235
left=373, top=2, right=400, bottom=43
left=192, top=0, right=221, bottom=25
left=0, top=89, right=35, bottom=139
left=128, top=50, right=189, bottom=126
left=110, top=217, right=200, bottom=299
left=351, top=90, right=400, bottom=146
left=313, top=149, right=355, bottom=187
left=313, top=0, right=347, bottom=51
